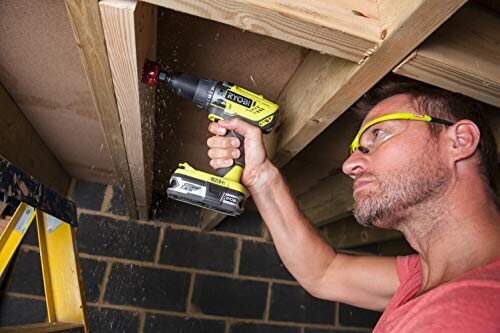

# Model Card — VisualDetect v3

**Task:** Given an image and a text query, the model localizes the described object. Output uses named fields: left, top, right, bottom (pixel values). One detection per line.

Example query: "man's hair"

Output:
left=353, top=74, right=499, bottom=206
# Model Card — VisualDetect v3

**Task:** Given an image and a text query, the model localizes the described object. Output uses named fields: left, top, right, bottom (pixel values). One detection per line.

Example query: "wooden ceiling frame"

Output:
left=202, top=0, right=467, bottom=229
left=290, top=2, right=500, bottom=229
left=321, top=215, right=402, bottom=250
left=394, top=2, right=500, bottom=109
left=141, top=0, right=382, bottom=63
left=65, top=0, right=468, bottom=225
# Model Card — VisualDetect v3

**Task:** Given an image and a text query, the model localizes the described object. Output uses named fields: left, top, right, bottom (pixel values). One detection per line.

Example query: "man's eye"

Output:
left=373, top=128, right=384, bottom=138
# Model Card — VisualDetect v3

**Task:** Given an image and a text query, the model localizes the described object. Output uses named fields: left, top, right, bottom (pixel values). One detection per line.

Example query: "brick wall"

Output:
left=0, top=180, right=381, bottom=332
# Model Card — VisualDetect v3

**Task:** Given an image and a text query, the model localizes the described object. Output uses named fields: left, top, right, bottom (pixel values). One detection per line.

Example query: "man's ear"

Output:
left=447, top=120, right=480, bottom=162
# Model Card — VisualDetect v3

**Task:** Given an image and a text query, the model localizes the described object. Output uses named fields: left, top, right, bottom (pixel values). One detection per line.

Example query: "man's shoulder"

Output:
left=430, top=256, right=500, bottom=300
left=413, top=258, right=500, bottom=328
left=402, top=273, right=500, bottom=332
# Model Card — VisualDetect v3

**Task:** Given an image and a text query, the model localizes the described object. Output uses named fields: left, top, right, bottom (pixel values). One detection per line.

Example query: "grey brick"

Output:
left=107, top=186, right=128, bottom=216
left=270, top=284, right=335, bottom=325
left=160, top=228, right=236, bottom=272
left=144, top=314, right=225, bottom=333
left=104, top=263, right=190, bottom=311
left=192, top=275, right=267, bottom=319
left=239, top=240, right=294, bottom=280
left=305, top=329, right=367, bottom=333
left=73, top=180, right=107, bottom=211
left=80, top=258, right=107, bottom=303
left=338, top=303, right=381, bottom=328
left=0, top=296, right=46, bottom=326
left=151, top=193, right=201, bottom=227
left=77, top=214, right=159, bottom=261
left=231, top=323, right=300, bottom=333
left=216, top=210, right=264, bottom=237
left=6, top=250, right=44, bottom=296
left=88, top=306, right=141, bottom=332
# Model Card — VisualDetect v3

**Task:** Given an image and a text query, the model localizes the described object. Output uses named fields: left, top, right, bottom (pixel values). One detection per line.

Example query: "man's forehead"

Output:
left=361, top=94, right=416, bottom=126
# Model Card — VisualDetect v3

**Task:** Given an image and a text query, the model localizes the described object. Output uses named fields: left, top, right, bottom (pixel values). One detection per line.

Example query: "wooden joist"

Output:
left=0, top=82, right=69, bottom=195
left=99, top=0, right=157, bottom=220
left=141, top=0, right=381, bottom=63
left=321, top=215, right=402, bottom=249
left=297, top=171, right=353, bottom=227
left=202, top=0, right=467, bottom=229
left=394, top=3, right=500, bottom=108
left=267, top=0, right=467, bottom=168
left=65, top=0, right=138, bottom=219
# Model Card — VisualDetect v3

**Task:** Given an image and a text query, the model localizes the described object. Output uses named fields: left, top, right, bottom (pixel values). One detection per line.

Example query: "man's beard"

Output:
left=353, top=150, right=449, bottom=229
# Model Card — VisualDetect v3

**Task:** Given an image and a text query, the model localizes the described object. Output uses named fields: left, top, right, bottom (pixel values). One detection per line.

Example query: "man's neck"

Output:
left=397, top=180, right=500, bottom=295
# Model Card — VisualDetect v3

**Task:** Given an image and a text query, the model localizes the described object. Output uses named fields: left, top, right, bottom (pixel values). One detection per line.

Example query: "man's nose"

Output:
left=342, top=149, right=367, bottom=179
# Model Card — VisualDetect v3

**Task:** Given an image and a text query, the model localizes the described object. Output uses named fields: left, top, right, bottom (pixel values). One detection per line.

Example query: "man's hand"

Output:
left=207, top=118, right=277, bottom=193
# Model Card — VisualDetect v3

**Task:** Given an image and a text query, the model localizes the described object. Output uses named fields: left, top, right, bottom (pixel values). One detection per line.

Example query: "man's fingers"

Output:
left=208, top=148, right=240, bottom=159
left=208, top=122, right=227, bottom=135
left=207, top=136, right=240, bottom=149
left=209, top=158, right=234, bottom=170
left=218, top=118, right=261, bottom=139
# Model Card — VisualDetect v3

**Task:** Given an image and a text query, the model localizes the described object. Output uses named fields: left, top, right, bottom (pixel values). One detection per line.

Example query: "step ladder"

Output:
left=0, top=158, right=88, bottom=332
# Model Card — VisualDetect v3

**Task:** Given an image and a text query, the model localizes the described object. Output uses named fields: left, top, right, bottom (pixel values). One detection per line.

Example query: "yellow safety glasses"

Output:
left=350, top=112, right=455, bottom=155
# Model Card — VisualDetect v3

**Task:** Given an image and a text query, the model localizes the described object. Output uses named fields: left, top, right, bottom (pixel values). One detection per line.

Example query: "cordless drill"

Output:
left=142, top=60, right=279, bottom=216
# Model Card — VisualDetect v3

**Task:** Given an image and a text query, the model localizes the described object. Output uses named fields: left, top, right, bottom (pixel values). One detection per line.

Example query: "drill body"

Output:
left=142, top=60, right=279, bottom=216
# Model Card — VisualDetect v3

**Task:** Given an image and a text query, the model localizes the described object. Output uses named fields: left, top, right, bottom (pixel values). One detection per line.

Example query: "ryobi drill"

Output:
left=142, top=60, right=279, bottom=216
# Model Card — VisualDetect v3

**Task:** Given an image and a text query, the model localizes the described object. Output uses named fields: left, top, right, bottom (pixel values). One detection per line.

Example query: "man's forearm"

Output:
left=250, top=160, right=338, bottom=294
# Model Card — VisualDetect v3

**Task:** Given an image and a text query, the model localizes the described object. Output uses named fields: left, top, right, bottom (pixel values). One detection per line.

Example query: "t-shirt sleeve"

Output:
left=396, top=254, right=420, bottom=284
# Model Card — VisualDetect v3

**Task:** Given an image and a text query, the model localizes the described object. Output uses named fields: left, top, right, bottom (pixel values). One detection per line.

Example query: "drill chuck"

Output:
left=141, top=59, right=216, bottom=110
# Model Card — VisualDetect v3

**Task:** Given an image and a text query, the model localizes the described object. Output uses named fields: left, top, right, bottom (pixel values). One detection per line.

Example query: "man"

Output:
left=206, top=77, right=500, bottom=332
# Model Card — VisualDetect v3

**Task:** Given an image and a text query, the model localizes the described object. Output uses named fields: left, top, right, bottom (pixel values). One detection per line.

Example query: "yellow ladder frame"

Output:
left=0, top=202, right=88, bottom=332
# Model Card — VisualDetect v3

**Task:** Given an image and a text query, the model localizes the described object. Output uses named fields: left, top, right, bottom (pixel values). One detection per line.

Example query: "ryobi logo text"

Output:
left=226, top=91, right=253, bottom=108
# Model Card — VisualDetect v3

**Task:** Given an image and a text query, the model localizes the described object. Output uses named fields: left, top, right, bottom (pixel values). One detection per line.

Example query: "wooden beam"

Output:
left=0, top=322, right=84, bottom=333
left=282, top=110, right=359, bottom=197
left=0, top=82, right=69, bottom=194
left=141, top=0, right=380, bottom=63
left=266, top=0, right=467, bottom=168
left=99, top=0, right=157, bottom=220
left=394, top=3, right=500, bottom=108
left=296, top=171, right=354, bottom=227
left=200, top=0, right=467, bottom=230
left=65, top=0, right=138, bottom=219
left=321, top=215, right=402, bottom=249
left=377, top=238, right=415, bottom=256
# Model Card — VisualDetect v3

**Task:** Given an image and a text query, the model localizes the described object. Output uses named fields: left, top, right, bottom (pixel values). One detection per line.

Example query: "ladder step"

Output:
left=0, top=322, right=84, bottom=332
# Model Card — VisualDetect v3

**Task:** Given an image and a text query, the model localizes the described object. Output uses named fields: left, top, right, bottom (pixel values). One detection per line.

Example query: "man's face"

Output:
left=342, top=94, right=450, bottom=229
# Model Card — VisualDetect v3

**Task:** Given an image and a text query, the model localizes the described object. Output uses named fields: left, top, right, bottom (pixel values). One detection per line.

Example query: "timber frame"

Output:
left=62, top=0, right=499, bottom=245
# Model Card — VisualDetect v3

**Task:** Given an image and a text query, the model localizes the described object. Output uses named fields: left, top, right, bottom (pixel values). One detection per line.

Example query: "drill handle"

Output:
left=215, top=130, right=245, bottom=177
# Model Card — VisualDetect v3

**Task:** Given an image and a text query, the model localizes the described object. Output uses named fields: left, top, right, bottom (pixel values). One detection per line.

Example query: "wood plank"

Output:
left=321, top=215, right=402, bottom=249
left=394, top=3, right=500, bottom=108
left=201, top=0, right=467, bottom=230
left=141, top=0, right=380, bottom=63
left=0, top=82, right=69, bottom=194
left=0, top=322, right=84, bottom=333
left=377, top=237, right=415, bottom=256
left=266, top=0, right=467, bottom=168
left=99, top=0, right=157, bottom=220
left=296, top=171, right=354, bottom=227
left=65, top=0, right=138, bottom=219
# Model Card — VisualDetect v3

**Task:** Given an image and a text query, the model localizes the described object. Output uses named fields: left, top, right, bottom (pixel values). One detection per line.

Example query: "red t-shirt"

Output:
left=373, top=254, right=500, bottom=332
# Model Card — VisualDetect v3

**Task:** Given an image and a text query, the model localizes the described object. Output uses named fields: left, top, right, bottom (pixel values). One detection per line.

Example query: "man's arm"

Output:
left=208, top=119, right=400, bottom=311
